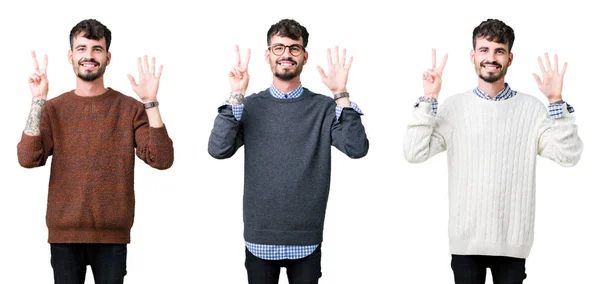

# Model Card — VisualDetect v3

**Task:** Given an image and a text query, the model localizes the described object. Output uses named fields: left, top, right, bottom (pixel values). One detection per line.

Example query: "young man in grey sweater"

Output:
left=208, top=19, right=369, bottom=284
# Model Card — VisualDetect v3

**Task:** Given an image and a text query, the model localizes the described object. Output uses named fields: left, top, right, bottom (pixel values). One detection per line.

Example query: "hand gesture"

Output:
left=422, top=48, right=447, bottom=99
left=127, top=55, right=163, bottom=103
left=317, top=46, right=353, bottom=94
left=532, top=53, right=567, bottom=103
left=29, top=51, right=49, bottom=100
left=229, top=44, right=250, bottom=94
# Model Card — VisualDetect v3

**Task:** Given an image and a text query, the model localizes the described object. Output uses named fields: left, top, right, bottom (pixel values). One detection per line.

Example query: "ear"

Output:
left=106, top=51, right=111, bottom=66
left=508, top=52, right=513, bottom=67
left=68, top=49, right=73, bottom=64
left=304, top=50, right=308, bottom=64
left=265, top=48, right=270, bottom=64
left=470, top=49, right=475, bottom=64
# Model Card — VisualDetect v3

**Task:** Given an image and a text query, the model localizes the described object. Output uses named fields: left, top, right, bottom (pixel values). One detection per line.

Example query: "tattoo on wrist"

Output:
left=24, top=99, right=46, bottom=135
left=229, top=93, right=244, bottom=104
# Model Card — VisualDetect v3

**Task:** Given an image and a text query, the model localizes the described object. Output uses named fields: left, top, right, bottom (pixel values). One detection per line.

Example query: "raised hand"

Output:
left=127, top=55, right=163, bottom=103
left=422, top=48, right=447, bottom=99
left=229, top=44, right=250, bottom=96
left=532, top=53, right=567, bottom=103
left=317, top=46, right=353, bottom=94
left=29, top=51, right=49, bottom=100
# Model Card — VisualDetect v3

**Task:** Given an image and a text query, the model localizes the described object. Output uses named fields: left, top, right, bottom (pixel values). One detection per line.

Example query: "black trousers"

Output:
left=50, top=244, right=127, bottom=284
left=451, top=254, right=527, bottom=284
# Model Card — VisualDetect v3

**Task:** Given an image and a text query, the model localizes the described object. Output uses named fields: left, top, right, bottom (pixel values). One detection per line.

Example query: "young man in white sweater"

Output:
left=403, top=19, right=583, bottom=284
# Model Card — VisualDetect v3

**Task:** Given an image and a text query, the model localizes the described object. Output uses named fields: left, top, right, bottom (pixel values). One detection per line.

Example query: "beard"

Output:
left=477, top=61, right=507, bottom=83
left=273, top=58, right=303, bottom=81
left=74, top=58, right=106, bottom=82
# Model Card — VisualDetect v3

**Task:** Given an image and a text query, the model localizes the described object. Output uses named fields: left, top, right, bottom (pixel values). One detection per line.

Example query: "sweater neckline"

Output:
left=261, top=87, right=312, bottom=103
left=67, top=87, right=117, bottom=102
left=469, top=89, right=520, bottom=105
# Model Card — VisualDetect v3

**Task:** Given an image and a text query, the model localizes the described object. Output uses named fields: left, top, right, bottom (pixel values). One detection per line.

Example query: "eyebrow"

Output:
left=75, top=44, right=105, bottom=51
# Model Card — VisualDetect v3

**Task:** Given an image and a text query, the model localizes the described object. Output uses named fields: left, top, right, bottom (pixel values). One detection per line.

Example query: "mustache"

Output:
left=277, top=58, right=297, bottom=65
left=78, top=58, right=100, bottom=65
left=481, top=61, right=501, bottom=68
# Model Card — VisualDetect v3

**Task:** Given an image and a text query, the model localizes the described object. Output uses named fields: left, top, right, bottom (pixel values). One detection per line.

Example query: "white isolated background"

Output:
left=0, top=0, right=597, bottom=283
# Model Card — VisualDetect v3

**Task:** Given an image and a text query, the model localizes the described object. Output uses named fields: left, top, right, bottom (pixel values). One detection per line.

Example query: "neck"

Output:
left=74, top=77, right=107, bottom=97
left=477, top=78, right=506, bottom=99
left=272, top=77, right=301, bottom=93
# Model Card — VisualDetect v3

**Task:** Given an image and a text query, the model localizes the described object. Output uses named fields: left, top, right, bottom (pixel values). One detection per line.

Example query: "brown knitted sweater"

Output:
left=17, top=88, right=174, bottom=244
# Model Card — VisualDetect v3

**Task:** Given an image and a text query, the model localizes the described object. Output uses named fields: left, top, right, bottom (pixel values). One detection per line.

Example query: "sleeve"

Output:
left=331, top=104, right=369, bottom=159
left=403, top=101, right=450, bottom=163
left=538, top=103, right=583, bottom=167
left=17, top=104, right=54, bottom=168
left=208, top=104, right=244, bottom=159
left=133, top=104, right=174, bottom=170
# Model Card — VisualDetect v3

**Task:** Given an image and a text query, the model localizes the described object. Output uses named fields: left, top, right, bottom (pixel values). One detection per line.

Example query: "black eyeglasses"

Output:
left=268, top=44, right=305, bottom=56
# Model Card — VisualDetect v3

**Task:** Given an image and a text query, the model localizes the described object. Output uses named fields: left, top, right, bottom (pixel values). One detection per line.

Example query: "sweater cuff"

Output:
left=148, top=124, right=171, bottom=144
left=19, top=131, right=42, bottom=151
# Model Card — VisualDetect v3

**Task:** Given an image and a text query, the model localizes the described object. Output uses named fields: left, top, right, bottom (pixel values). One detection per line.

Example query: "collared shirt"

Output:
left=226, top=84, right=363, bottom=121
left=222, top=84, right=363, bottom=260
left=416, top=83, right=567, bottom=118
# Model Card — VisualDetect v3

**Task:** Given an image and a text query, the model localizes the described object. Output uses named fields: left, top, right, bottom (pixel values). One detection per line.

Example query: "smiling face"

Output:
left=68, top=32, right=111, bottom=82
left=265, top=34, right=308, bottom=81
left=471, top=36, right=512, bottom=84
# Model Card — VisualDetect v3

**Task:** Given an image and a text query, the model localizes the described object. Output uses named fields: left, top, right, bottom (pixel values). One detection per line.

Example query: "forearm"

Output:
left=208, top=105, right=244, bottom=159
left=24, top=99, right=46, bottom=136
left=145, top=106, right=164, bottom=128
left=538, top=106, right=583, bottom=167
left=403, top=102, right=447, bottom=163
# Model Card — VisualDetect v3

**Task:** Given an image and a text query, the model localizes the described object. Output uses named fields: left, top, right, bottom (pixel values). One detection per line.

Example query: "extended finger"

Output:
left=242, top=48, right=251, bottom=69
left=316, top=66, right=327, bottom=79
left=42, top=54, right=48, bottom=72
left=537, top=56, right=547, bottom=73
left=31, top=51, right=39, bottom=71
left=544, top=53, right=552, bottom=72
left=340, top=48, right=346, bottom=68
left=156, top=65, right=163, bottom=78
left=431, top=48, right=437, bottom=69
left=127, top=74, right=138, bottom=87
left=333, top=46, right=339, bottom=66
left=143, top=55, right=149, bottom=73
left=234, top=44, right=241, bottom=66
left=150, top=57, right=156, bottom=75
left=346, top=56, right=354, bottom=70
left=326, top=48, right=333, bottom=69
left=532, top=73, right=542, bottom=87
left=561, top=62, right=567, bottom=80
left=137, top=57, right=143, bottom=75
left=439, top=53, right=448, bottom=73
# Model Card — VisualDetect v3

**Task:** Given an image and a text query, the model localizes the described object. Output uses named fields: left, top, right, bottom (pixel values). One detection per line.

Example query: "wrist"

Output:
left=333, top=91, right=349, bottom=100
left=141, top=98, right=157, bottom=104
left=335, top=97, right=351, bottom=107
left=228, top=92, right=245, bottom=104
left=143, top=101, right=159, bottom=109
left=548, top=96, right=563, bottom=104
left=424, top=93, right=438, bottom=99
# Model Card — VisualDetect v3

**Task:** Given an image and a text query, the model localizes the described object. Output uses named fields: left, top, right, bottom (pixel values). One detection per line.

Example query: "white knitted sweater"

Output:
left=403, top=89, right=583, bottom=258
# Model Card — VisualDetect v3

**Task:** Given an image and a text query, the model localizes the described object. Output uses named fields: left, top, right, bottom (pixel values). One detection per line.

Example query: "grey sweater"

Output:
left=208, top=88, right=369, bottom=245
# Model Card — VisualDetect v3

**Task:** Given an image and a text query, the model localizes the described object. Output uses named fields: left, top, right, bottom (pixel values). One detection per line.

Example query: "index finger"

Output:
left=431, top=48, right=437, bottom=69
left=31, top=51, right=39, bottom=71
left=234, top=44, right=241, bottom=66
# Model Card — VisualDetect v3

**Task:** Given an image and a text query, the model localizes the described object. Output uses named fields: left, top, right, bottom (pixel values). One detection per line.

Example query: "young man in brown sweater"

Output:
left=17, top=19, right=174, bottom=284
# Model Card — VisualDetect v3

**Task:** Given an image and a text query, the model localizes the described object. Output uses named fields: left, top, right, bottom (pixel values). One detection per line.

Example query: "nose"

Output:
left=281, top=46, right=293, bottom=57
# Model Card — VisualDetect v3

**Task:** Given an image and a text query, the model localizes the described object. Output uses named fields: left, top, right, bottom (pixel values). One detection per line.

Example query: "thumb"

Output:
left=316, top=66, right=326, bottom=79
left=127, top=74, right=137, bottom=87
